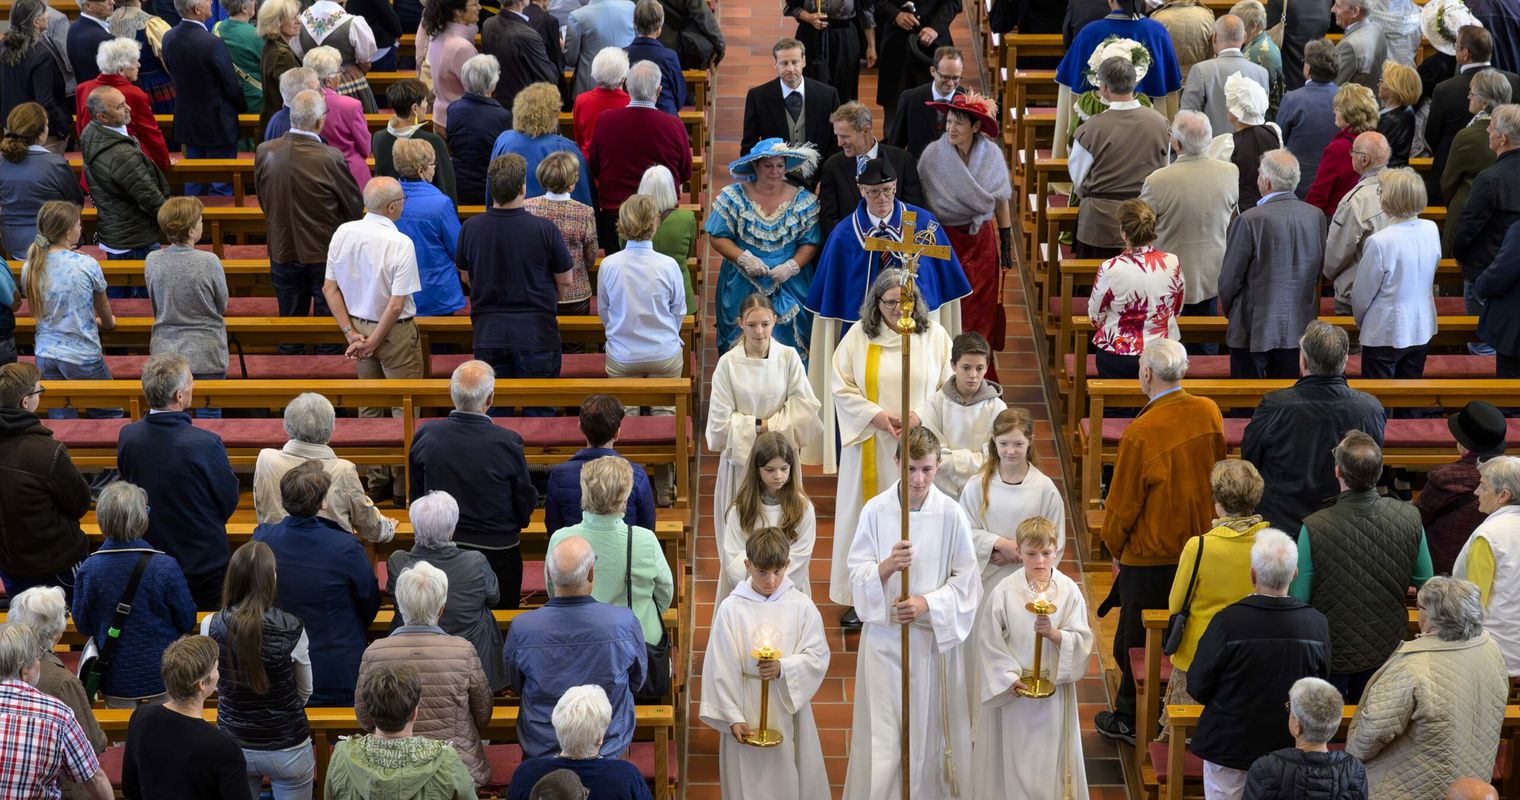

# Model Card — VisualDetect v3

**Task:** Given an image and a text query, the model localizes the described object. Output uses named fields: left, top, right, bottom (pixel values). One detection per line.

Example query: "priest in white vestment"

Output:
left=827, top=269, right=954, bottom=609
left=843, top=428, right=979, bottom=800
left=706, top=297, right=823, bottom=565
left=972, top=517, right=1093, bottom=800
left=699, top=527, right=831, bottom=800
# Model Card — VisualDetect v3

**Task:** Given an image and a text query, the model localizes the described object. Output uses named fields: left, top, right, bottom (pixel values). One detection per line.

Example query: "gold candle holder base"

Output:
left=1018, top=596, right=1059, bottom=699
left=742, top=727, right=785, bottom=747
left=1015, top=672, right=1057, bottom=698
left=743, top=644, right=785, bottom=748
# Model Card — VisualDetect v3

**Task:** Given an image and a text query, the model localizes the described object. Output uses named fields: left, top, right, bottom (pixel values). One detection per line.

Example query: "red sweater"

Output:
left=572, top=86, right=629, bottom=155
left=1305, top=127, right=1359, bottom=217
left=586, top=105, right=691, bottom=211
left=74, top=74, right=173, bottom=173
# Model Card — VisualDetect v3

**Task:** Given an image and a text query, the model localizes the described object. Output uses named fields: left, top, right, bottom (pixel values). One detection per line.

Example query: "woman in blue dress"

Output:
left=705, top=138, right=822, bottom=363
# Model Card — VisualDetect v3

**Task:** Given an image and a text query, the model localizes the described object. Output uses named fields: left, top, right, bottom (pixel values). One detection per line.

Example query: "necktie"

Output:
left=856, top=155, right=868, bottom=175
left=785, top=91, right=804, bottom=121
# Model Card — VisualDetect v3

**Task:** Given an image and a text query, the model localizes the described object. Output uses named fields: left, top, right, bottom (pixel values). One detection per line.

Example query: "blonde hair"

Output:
left=579, top=455, right=634, bottom=516
left=536, top=150, right=580, bottom=195
left=1379, top=60, right=1421, bottom=108
left=256, top=0, right=298, bottom=39
left=392, top=137, right=435, bottom=180
left=23, top=201, right=82, bottom=319
left=617, top=195, right=659, bottom=241
left=1015, top=516, right=1061, bottom=550
left=977, top=408, right=1040, bottom=516
left=156, top=196, right=203, bottom=245
left=729, top=431, right=808, bottom=543
left=1333, top=83, right=1379, bottom=132
left=512, top=82, right=561, bottom=137
left=1377, top=167, right=1427, bottom=220
left=1210, top=459, right=1264, bottom=516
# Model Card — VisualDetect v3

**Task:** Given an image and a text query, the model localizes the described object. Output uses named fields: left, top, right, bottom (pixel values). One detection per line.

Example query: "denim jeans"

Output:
left=34, top=355, right=124, bottom=418
left=1466, top=279, right=1495, bottom=355
left=243, top=741, right=315, bottom=800
left=105, top=245, right=156, bottom=298
left=183, top=144, right=237, bottom=196
left=478, top=346, right=561, bottom=417
left=0, top=563, right=79, bottom=603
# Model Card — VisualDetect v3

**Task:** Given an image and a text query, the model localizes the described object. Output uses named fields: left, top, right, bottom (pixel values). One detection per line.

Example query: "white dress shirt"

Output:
left=325, top=213, right=420, bottom=321
left=597, top=239, right=687, bottom=363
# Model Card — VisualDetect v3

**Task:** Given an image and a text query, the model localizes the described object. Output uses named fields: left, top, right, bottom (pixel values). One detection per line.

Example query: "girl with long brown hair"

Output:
left=717, top=430, right=816, bottom=604
left=201, top=541, right=317, bottom=798
left=23, top=201, right=120, bottom=418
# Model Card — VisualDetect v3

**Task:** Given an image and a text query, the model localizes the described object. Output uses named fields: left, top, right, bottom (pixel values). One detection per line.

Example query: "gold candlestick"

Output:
left=743, top=627, right=784, bottom=747
left=1017, top=593, right=1058, bottom=698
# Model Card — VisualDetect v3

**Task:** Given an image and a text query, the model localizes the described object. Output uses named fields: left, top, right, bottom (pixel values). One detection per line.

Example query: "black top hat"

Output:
left=856, top=157, right=897, bottom=186
left=1449, top=400, right=1508, bottom=457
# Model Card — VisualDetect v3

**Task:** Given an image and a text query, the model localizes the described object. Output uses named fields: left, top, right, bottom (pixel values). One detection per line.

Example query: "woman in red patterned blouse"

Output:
left=1087, top=198, right=1185, bottom=378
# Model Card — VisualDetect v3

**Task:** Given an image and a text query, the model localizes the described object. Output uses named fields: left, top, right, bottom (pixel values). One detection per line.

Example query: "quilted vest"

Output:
left=209, top=608, right=311, bottom=751
left=1454, top=505, right=1520, bottom=675
left=1305, top=489, right=1424, bottom=674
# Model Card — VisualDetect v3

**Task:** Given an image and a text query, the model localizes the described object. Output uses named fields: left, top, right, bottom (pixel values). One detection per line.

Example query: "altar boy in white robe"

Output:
left=972, top=516, right=1094, bottom=800
left=843, top=427, right=980, bottom=800
left=919, top=331, right=1007, bottom=498
left=699, top=526, right=831, bottom=800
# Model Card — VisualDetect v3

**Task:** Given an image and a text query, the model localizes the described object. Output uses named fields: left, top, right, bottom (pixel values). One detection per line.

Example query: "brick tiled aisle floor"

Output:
left=684, top=12, right=1130, bottom=798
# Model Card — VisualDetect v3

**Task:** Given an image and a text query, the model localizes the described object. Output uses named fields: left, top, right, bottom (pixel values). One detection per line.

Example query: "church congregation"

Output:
left=5, top=0, right=1520, bottom=796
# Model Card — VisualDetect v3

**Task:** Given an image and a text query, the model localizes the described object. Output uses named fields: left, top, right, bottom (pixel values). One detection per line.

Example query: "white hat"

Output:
left=1421, top=0, right=1482, bottom=56
left=1225, top=72, right=1268, bottom=126
left=1084, top=36, right=1152, bottom=84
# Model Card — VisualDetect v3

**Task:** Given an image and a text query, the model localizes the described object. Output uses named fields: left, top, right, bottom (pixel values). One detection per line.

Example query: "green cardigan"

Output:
left=547, top=511, right=675, bottom=645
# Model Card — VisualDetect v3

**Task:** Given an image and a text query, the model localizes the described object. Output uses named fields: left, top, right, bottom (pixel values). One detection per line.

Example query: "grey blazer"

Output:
left=1139, top=154, right=1241, bottom=304
left=1180, top=51, right=1272, bottom=138
left=1335, top=20, right=1387, bottom=90
left=1218, top=193, right=1329, bottom=351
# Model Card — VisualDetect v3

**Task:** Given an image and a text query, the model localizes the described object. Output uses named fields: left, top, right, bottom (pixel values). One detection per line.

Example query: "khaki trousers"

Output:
left=350, top=317, right=424, bottom=492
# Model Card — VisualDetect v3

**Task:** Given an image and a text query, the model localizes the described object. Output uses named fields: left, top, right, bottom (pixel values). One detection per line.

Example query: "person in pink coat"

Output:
left=304, top=45, right=372, bottom=187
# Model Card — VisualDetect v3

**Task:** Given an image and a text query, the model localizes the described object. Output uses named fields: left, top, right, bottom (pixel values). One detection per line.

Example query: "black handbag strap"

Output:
left=98, top=552, right=154, bottom=669
left=625, top=523, right=634, bottom=611
left=1178, top=535, right=1207, bottom=615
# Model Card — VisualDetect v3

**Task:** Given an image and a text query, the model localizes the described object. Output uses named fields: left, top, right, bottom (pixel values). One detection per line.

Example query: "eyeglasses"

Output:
left=879, top=299, right=902, bottom=309
left=1349, top=150, right=1371, bottom=158
left=861, top=186, right=895, bottom=199
left=24, top=386, right=44, bottom=399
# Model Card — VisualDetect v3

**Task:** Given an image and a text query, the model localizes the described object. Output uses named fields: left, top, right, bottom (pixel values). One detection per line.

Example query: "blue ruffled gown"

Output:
left=705, top=183, right=822, bottom=363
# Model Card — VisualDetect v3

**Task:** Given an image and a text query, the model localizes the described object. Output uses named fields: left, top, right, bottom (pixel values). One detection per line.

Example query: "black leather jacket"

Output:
left=1377, top=105, right=1416, bottom=167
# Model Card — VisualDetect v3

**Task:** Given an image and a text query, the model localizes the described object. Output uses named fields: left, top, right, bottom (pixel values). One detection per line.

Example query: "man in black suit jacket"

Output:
left=66, top=0, right=114, bottom=85
left=817, top=100, right=923, bottom=237
left=1425, top=26, right=1520, bottom=192
left=524, top=0, right=566, bottom=72
left=1266, top=0, right=1332, bottom=90
left=741, top=37, right=842, bottom=176
left=886, top=45, right=965, bottom=159
left=1476, top=221, right=1520, bottom=376
left=483, top=0, right=562, bottom=109
left=161, top=0, right=246, bottom=195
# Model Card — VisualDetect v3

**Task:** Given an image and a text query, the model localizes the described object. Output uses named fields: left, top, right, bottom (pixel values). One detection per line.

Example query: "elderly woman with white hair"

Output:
left=72, top=37, right=171, bottom=172
left=356, top=560, right=493, bottom=786
left=507, top=685, right=653, bottom=799
left=1244, top=677, right=1369, bottom=796
left=292, top=0, right=378, bottom=111
left=571, top=47, right=630, bottom=153
left=386, top=490, right=506, bottom=690
left=1346, top=577, right=1510, bottom=797
left=303, top=45, right=373, bottom=187
left=0, top=622, right=115, bottom=799
left=8, top=586, right=108, bottom=780
left=1456, top=456, right=1520, bottom=675
left=1350, top=167, right=1439, bottom=379
left=253, top=392, right=397, bottom=543
left=445, top=53, right=512, bottom=206
left=1208, top=72, right=1283, bottom=206
left=71, top=481, right=197, bottom=708
left=107, top=0, right=174, bottom=115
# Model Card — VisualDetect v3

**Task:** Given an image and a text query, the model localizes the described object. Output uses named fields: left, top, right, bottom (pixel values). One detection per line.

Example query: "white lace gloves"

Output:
left=770, top=259, right=801, bottom=283
left=736, top=250, right=769, bottom=276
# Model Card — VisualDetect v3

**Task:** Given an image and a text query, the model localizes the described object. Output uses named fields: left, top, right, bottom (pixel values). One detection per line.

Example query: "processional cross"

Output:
left=861, top=209, right=953, bottom=800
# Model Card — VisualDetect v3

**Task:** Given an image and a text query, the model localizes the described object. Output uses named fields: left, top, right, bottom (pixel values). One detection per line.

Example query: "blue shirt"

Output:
left=545, top=447, right=657, bottom=534
left=396, top=179, right=465, bottom=316
left=502, top=595, right=646, bottom=760
left=597, top=239, right=686, bottom=363
left=23, top=249, right=107, bottom=366
left=487, top=131, right=594, bottom=207
left=1056, top=16, right=1183, bottom=98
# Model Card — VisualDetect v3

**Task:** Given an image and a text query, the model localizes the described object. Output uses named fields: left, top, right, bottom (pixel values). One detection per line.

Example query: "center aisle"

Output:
left=685, top=12, right=1128, bottom=798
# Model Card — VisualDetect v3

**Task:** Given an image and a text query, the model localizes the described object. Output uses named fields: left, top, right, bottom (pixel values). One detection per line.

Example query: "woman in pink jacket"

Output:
left=304, top=45, right=372, bottom=188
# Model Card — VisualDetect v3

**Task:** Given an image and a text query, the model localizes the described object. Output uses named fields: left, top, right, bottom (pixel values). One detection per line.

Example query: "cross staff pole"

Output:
left=862, top=209, right=953, bottom=800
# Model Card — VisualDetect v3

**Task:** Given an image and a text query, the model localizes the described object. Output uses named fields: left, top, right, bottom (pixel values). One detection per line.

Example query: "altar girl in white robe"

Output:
left=843, top=428, right=979, bottom=800
left=717, top=431, right=817, bottom=604
left=707, top=294, right=823, bottom=562
left=958, top=407, right=1067, bottom=716
left=919, top=331, right=1007, bottom=498
left=828, top=269, right=954, bottom=608
left=700, top=527, right=832, bottom=800
left=972, top=516, right=1093, bottom=800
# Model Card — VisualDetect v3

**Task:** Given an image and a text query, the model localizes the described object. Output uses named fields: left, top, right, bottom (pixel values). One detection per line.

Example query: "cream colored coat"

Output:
left=1346, top=632, right=1509, bottom=799
left=1138, top=154, right=1240, bottom=305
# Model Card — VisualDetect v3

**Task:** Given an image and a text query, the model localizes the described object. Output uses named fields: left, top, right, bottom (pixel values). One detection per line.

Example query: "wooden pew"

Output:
left=997, top=34, right=1063, bottom=117
left=92, top=704, right=679, bottom=798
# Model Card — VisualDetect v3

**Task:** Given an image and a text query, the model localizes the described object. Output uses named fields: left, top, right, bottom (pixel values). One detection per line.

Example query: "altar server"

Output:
left=717, top=431, right=818, bottom=604
left=919, top=331, right=1007, bottom=498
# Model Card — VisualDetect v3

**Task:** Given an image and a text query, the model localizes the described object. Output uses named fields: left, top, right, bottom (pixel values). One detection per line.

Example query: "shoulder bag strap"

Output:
left=97, top=552, right=154, bottom=670
left=625, top=523, right=634, bottom=610
left=1178, top=535, right=1207, bottom=615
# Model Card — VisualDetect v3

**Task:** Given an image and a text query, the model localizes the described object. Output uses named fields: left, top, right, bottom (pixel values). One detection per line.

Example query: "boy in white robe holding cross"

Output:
left=843, top=427, right=980, bottom=800
left=699, top=526, right=832, bottom=800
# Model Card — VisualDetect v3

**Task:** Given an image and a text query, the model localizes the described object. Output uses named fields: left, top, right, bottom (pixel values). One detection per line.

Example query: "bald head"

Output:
left=1352, top=131, right=1390, bottom=174
left=363, top=176, right=406, bottom=218
left=1446, top=779, right=1499, bottom=800
left=548, top=536, right=596, bottom=595
left=1214, top=14, right=1246, bottom=49
left=449, top=359, right=495, bottom=413
left=87, top=86, right=128, bottom=127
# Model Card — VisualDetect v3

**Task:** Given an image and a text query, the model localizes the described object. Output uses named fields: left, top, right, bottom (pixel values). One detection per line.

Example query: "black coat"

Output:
left=1061, top=0, right=1108, bottom=46
left=0, top=407, right=90, bottom=578
left=445, top=92, right=513, bottom=207
left=346, top=0, right=402, bottom=50
left=816, top=143, right=923, bottom=238
left=1425, top=66, right=1520, bottom=190
left=0, top=44, right=70, bottom=141
left=886, top=82, right=963, bottom=159
left=1243, top=748, right=1369, bottom=800
left=161, top=20, right=247, bottom=147
left=523, top=3, right=565, bottom=73
left=409, top=412, right=537, bottom=548
left=481, top=12, right=560, bottom=110
left=741, top=77, right=841, bottom=162
left=1265, top=0, right=1332, bottom=90
left=116, top=412, right=240, bottom=580
left=1377, top=105, right=1415, bottom=167
left=1454, top=148, right=1520, bottom=279
left=1189, top=595, right=1333, bottom=771
left=1475, top=222, right=1520, bottom=356
left=66, top=18, right=113, bottom=85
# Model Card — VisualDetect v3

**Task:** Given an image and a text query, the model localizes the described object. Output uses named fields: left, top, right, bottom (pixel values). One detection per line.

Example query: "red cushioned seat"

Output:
left=375, top=562, right=388, bottom=592
left=1047, top=296, right=1084, bottom=318
left=1126, top=647, right=1173, bottom=689
left=1418, top=355, right=1496, bottom=378
left=41, top=419, right=132, bottom=448
left=56, top=650, right=81, bottom=673
left=232, top=355, right=355, bottom=379
left=1081, top=417, right=1250, bottom=446
left=101, top=745, right=125, bottom=787
left=193, top=418, right=403, bottom=448
left=1149, top=741, right=1206, bottom=782
left=521, top=561, right=546, bottom=598
left=223, top=245, right=268, bottom=258
left=427, top=416, right=684, bottom=450
left=485, top=744, right=524, bottom=787
left=627, top=742, right=679, bottom=785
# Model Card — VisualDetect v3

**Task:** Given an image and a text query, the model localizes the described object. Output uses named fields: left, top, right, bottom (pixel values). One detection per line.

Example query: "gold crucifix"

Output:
left=860, top=208, right=953, bottom=800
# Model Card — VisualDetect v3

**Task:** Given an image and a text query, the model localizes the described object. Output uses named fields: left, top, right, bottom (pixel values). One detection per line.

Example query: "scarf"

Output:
left=917, top=135, right=1011, bottom=234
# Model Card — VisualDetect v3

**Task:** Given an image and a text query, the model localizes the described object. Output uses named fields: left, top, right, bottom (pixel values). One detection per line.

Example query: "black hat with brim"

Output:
left=856, top=157, right=897, bottom=186
left=1449, top=400, right=1508, bottom=457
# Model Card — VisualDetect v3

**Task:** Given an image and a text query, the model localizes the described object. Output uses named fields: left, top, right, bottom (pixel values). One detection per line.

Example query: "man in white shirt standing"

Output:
left=322, top=176, right=423, bottom=502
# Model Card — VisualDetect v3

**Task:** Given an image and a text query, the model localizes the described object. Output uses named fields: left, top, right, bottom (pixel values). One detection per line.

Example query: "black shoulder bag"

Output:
left=80, top=552, right=154, bottom=703
left=1162, top=536, right=1205, bottom=656
left=627, top=525, right=672, bottom=702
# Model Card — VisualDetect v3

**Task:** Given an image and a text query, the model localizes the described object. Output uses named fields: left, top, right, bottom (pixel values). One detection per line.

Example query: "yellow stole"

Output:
left=861, top=343, right=882, bottom=499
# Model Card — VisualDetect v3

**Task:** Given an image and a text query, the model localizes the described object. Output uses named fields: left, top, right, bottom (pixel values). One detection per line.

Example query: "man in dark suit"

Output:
left=161, top=0, right=246, bottom=195
left=524, top=0, right=565, bottom=73
left=655, top=0, right=724, bottom=69
left=66, top=0, right=114, bottom=85
left=874, top=0, right=958, bottom=126
left=482, top=0, right=562, bottom=110
left=253, top=90, right=363, bottom=353
left=1425, top=26, right=1520, bottom=193
left=1266, top=0, right=1332, bottom=90
left=886, top=45, right=964, bottom=159
left=1475, top=221, right=1520, bottom=376
left=741, top=37, right=841, bottom=175
left=818, top=100, right=923, bottom=237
